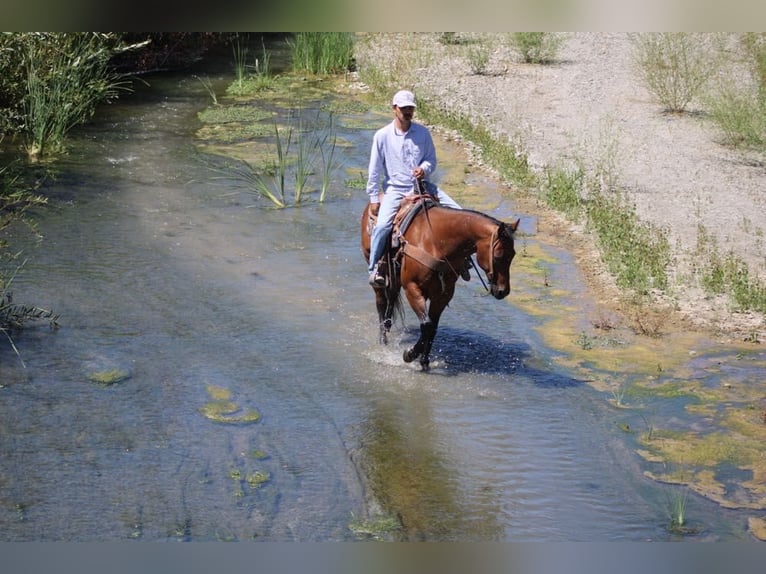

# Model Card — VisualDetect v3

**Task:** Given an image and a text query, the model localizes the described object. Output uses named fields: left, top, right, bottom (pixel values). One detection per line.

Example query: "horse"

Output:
left=360, top=196, right=520, bottom=371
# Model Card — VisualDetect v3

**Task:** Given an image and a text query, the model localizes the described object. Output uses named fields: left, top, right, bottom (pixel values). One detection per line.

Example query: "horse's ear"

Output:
left=510, top=218, right=520, bottom=232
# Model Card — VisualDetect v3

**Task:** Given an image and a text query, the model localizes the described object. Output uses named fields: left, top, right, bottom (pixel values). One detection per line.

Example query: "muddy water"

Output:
left=0, top=66, right=755, bottom=541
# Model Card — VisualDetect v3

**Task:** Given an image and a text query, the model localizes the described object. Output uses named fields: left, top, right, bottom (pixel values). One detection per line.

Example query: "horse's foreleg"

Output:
left=402, top=319, right=435, bottom=371
left=403, top=317, right=428, bottom=365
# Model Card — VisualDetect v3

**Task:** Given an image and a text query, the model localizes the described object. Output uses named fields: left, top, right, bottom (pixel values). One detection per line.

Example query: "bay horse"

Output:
left=360, top=196, right=520, bottom=371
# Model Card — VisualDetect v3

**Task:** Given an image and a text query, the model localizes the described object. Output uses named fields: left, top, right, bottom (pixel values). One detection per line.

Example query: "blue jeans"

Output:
left=368, top=183, right=461, bottom=272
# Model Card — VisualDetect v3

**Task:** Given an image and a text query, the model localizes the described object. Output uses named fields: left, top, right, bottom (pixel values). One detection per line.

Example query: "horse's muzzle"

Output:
left=490, top=284, right=510, bottom=299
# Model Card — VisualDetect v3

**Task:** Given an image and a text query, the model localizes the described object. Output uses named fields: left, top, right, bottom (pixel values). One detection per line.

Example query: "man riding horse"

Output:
left=365, top=89, right=471, bottom=286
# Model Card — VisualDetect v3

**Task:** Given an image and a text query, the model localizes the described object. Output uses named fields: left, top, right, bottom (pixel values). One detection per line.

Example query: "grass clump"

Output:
left=586, top=189, right=670, bottom=293
left=630, top=33, right=713, bottom=113
left=465, top=37, right=493, bottom=75
left=542, top=165, right=584, bottom=221
left=696, top=224, right=766, bottom=314
left=507, top=33, right=564, bottom=64
left=705, top=33, right=766, bottom=150
left=289, top=33, right=355, bottom=75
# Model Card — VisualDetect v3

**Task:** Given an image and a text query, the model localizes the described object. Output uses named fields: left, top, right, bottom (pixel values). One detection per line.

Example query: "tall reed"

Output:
left=289, top=33, right=355, bottom=75
left=22, top=33, right=134, bottom=159
left=232, top=33, right=249, bottom=90
left=218, top=109, right=340, bottom=208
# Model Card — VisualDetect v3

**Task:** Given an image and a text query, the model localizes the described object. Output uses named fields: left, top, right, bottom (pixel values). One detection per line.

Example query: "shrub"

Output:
left=465, top=39, right=493, bottom=75
left=507, top=33, right=564, bottom=64
left=630, top=33, right=712, bottom=113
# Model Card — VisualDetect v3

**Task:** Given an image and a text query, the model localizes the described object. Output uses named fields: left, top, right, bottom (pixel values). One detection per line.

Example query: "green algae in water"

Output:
left=246, top=471, right=270, bottom=488
left=199, top=384, right=261, bottom=424
left=348, top=514, right=402, bottom=540
left=197, top=105, right=274, bottom=124
left=87, top=368, right=131, bottom=385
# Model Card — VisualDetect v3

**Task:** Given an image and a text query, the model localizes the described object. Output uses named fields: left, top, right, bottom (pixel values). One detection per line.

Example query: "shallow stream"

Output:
left=0, top=50, right=762, bottom=541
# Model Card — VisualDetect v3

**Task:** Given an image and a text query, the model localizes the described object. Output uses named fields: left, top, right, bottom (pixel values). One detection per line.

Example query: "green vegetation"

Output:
left=0, top=164, right=57, bottom=366
left=585, top=188, right=670, bottom=293
left=348, top=513, right=401, bottom=540
left=507, top=32, right=564, bottom=64
left=697, top=224, right=766, bottom=313
left=0, top=33, right=140, bottom=159
left=630, top=33, right=713, bottom=113
left=87, top=368, right=131, bottom=385
left=215, top=110, right=340, bottom=208
left=665, top=486, right=690, bottom=533
left=199, top=385, right=261, bottom=424
left=705, top=33, right=766, bottom=149
left=465, top=38, right=493, bottom=75
left=289, top=32, right=355, bottom=75
left=227, top=34, right=276, bottom=96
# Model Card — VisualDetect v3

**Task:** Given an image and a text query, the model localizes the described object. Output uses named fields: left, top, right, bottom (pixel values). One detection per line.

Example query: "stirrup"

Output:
left=369, top=264, right=386, bottom=286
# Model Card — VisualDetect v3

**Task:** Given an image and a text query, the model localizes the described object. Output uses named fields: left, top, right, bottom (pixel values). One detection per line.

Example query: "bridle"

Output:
left=475, top=223, right=510, bottom=294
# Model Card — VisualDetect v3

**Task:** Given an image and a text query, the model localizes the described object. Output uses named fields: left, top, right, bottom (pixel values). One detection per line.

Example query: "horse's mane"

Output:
left=435, top=205, right=512, bottom=232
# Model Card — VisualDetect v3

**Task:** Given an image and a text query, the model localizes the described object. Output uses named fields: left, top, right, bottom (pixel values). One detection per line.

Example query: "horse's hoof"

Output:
left=403, top=349, right=415, bottom=363
left=420, top=359, right=430, bottom=372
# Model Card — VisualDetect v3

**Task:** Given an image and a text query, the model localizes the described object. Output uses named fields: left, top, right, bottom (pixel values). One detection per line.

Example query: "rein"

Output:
left=402, top=190, right=504, bottom=294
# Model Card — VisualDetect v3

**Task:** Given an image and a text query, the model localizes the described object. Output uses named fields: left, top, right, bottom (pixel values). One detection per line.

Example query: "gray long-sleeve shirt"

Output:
left=365, top=120, right=436, bottom=203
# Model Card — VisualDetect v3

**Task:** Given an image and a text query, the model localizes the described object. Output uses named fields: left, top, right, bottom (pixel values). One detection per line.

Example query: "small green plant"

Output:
left=344, top=172, right=367, bottom=189
left=438, top=33, right=464, bottom=46
left=610, top=382, right=630, bottom=408
left=507, top=32, right=564, bottom=64
left=630, top=33, right=712, bottom=113
left=194, top=75, right=218, bottom=105
left=664, top=486, right=690, bottom=533
left=232, top=33, right=249, bottom=90
left=1, top=262, right=59, bottom=368
left=317, top=113, right=339, bottom=202
left=576, top=330, right=595, bottom=350
left=465, top=39, right=493, bottom=75
left=348, top=513, right=401, bottom=540
left=246, top=471, right=270, bottom=488
left=542, top=165, right=584, bottom=220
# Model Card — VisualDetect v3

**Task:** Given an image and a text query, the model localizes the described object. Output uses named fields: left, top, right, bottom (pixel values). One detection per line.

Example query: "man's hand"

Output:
left=412, top=166, right=425, bottom=180
left=370, top=202, right=380, bottom=216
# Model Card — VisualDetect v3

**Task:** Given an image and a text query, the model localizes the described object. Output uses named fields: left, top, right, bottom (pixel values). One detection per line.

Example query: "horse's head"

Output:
left=477, top=218, right=520, bottom=299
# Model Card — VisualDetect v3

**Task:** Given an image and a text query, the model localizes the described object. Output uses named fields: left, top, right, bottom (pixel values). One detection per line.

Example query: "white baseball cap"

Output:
left=392, top=90, right=417, bottom=108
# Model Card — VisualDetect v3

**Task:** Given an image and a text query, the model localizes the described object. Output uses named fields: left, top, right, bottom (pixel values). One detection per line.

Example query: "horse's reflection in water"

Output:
left=361, top=197, right=520, bottom=371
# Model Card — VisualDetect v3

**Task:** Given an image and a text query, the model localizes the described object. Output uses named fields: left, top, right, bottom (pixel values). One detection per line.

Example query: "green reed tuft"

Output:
left=289, top=33, right=355, bottom=75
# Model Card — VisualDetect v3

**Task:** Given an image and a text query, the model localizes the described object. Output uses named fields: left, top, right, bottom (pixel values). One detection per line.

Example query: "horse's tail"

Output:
left=386, top=285, right=405, bottom=327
